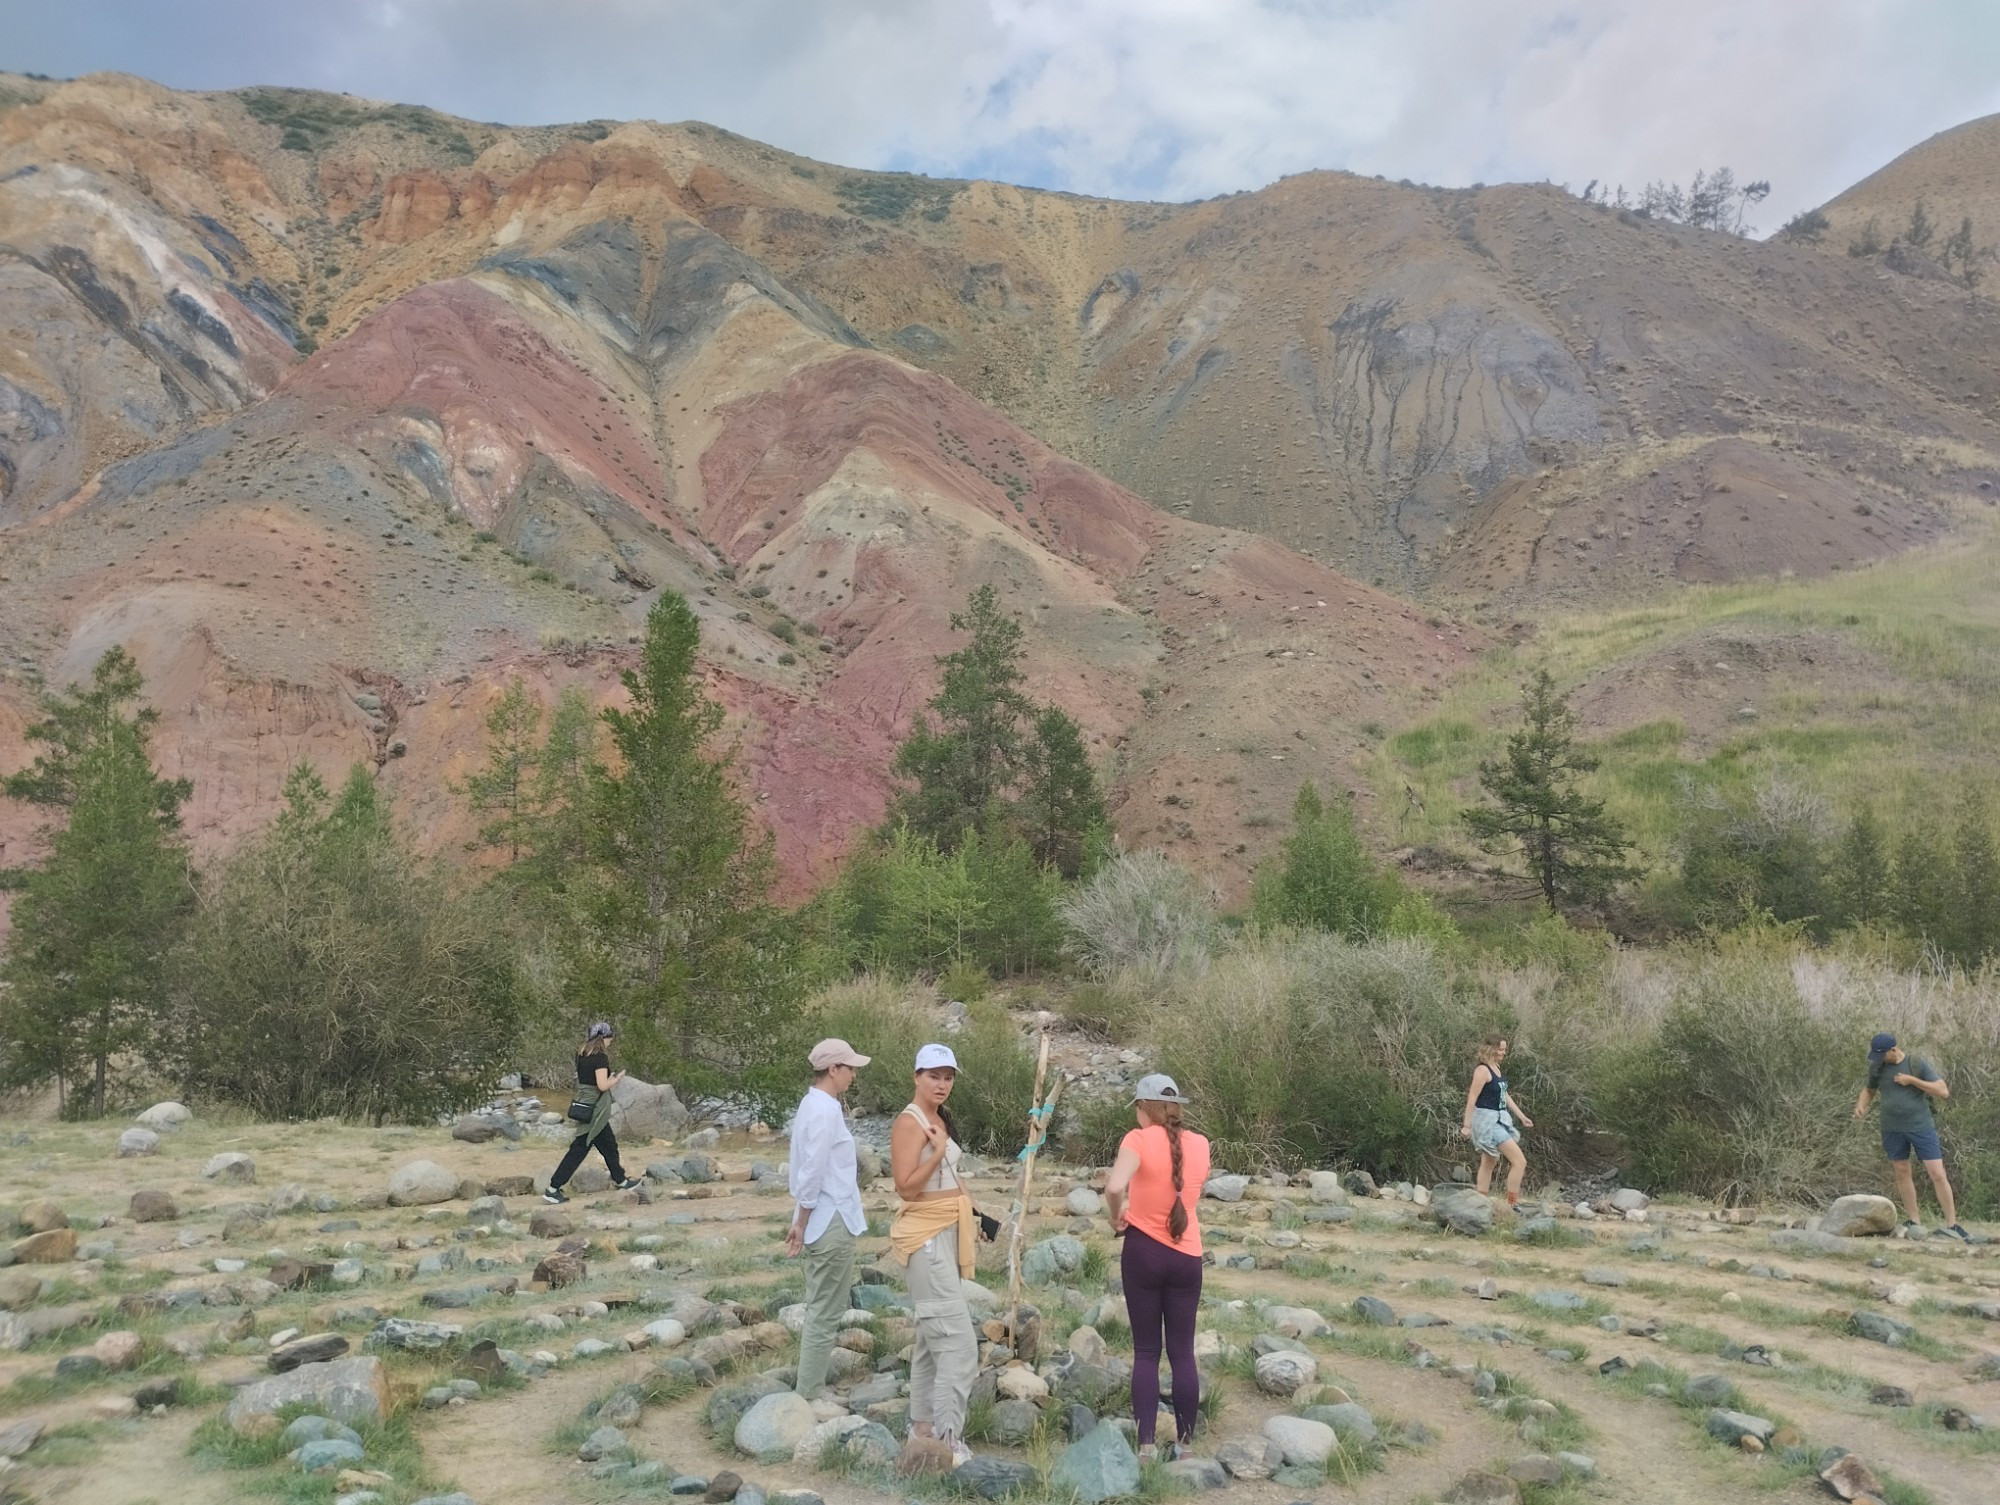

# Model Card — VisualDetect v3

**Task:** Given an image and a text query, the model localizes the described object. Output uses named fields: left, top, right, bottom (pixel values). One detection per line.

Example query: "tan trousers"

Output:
left=904, top=1224, right=977, bottom=1439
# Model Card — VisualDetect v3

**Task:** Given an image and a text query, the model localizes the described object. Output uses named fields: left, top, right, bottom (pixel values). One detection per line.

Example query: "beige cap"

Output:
left=809, top=1038, right=871, bottom=1071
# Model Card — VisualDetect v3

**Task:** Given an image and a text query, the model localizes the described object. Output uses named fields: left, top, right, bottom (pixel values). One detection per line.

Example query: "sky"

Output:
left=6, top=1, right=2000, bottom=231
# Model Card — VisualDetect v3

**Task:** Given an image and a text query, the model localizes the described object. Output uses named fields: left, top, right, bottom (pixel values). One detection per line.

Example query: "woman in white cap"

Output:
left=787, top=1037, right=871, bottom=1398
left=1103, top=1073, right=1210, bottom=1461
left=889, top=1042, right=984, bottom=1472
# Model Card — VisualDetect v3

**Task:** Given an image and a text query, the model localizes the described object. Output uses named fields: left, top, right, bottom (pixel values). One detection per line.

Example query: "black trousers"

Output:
left=551, top=1124, right=626, bottom=1187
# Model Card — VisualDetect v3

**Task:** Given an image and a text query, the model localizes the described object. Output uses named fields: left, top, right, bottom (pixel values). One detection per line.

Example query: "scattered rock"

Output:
left=1705, top=1409, right=1776, bottom=1446
left=1352, top=1295, right=1396, bottom=1325
left=1435, top=1190, right=1493, bottom=1237
left=1253, top=1349, right=1317, bottom=1395
left=528, top=1208, right=573, bottom=1239
left=1685, top=1374, right=1733, bottom=1405
left=1582, top=1267, right=1627, bottom=1288
left=0, top=1271, right=42, bottom=1311
left=1066, top=1186, right=1105, bottom=1217
left=1607, top=1188, right=1650, bottom=1213
left=365, top=1318, right=462, bottom=1352
left=577, top=1425, right=627, bottom=1462
left=534, top=1251, right=587, bottom=1288
left=948, top=1457, right=1041, bottom=1499
left=1022, top=1235, right=1087, bottom=1285
left=117, top=1127, right=160, bottom=1158
left=91, top=1330, right=143, bottom=1370
left=451, top=1114, right=520, bottom=1144
left=136, top=1101, right=191, bottom=1132
left=1849, top=1311, right=1915, bottom=1346
left=1442, top=1472, right=1522, bottom=1505
left=1868, top=1384, right=1914, bottom=1408
left=1822, top=1194, right=1899, bottom=1238
left=387, top=1161, right=459, bottom=1206
left=1203, top=1174, right=1250, bottom=1203
left=10, top=1229, right=76, bottom=1264
left=1217, top=1438, right=1282, bottom=1480
left=273, top=1335, right=351, bottom=1373
left=129, top=1189, right=178, bottom=1223
left=226, top=1355, right=391, bottom=1433
left=203, top=1152, right=256, bottom=1183
left=1262, top=1415, right=1336, bottom=1466
left=1820, top=1452, right=1884, bottom=1501
left=1049, top=1420, right=1141, bottom=1503
left=1507, top=1455, right=1564, bottom=1486
left=1164, top=1456, right=1228, bottom=1491
left=734, top=1390, right=815, bottom=1457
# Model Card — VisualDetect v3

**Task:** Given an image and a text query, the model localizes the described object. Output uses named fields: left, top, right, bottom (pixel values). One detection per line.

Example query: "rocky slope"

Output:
left=1818, top=112, right=2000, bottom=261
left=0, top=73, right=1483, bottom=897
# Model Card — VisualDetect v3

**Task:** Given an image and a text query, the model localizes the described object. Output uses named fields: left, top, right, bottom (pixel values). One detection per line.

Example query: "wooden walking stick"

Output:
left=1005, top=1032, right=1064, bottom=1354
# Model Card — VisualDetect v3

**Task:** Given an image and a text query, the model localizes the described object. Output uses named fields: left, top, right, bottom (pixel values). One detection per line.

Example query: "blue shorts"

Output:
left=1882, top=1127, right=1942, bottom=1164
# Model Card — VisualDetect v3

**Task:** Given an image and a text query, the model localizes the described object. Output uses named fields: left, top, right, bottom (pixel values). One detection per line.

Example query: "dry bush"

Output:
left=1058, top=850, right=1218, bottom=986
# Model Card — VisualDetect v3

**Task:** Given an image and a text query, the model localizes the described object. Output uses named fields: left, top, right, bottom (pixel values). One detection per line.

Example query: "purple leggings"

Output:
left=1121, top=1226, right=1204, bottom=1445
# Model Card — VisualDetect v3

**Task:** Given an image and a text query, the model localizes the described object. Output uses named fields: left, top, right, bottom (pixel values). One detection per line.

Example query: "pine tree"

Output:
left=1949, top=792, right=2000, bottom=965
left=1826, top=804, right=1893, bottom=930
left=171, top=763, right=518, bottom=1122
left=890, top=585, right=1035, bottom=849
left=1891, top=814, right=1954, bottom=951
left=1906, top=198, right=1936, bottom=251
left=1463, top=670, right=1638, bottom=910
left=578, top=592, right=799, bottom=1098
left=1018, top=706, right=1107, bottom=879
left=1252, top=782, right=1396, bottom=938
left=460, top=679, right=544, bottom=861
left=0, top=651, right=192, bottom=1115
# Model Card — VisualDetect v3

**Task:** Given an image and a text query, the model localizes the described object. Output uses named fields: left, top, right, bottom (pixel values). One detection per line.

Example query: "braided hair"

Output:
left=1140, top=1100, right=1190, bottom=1243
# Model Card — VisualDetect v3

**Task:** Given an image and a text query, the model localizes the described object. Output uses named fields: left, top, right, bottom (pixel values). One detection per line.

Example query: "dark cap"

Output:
left=1868, top=1032, right=1896, bottom=1060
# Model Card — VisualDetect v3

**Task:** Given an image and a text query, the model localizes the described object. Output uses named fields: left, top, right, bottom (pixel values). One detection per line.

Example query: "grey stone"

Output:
left=1442, top=1473, right=1522, bottom=1505
left=271, top=1334, right=351, bottom=1373
left=1216, top=1438, right=1281, bottom=1480
left=1202, top=1174, right=1249, bottom=1203
left=1262, top=1415, right=1336, bottom=1466
left=1531, top=1289, right=1586, bottom=1311
left=1607, top=1188, right=1650, bottom=1213
left=365, top=1318, right=463, bottom=1352
left=1706, top=1409, right=1776, bottom=1445
left=840, top=1421, right=898, bottom=1467
left=1435, top=1190, right=1493, bottom=1236
left=734, top=1390, right=815, bottom=1457
left=988, top=1398, right=1041, bottom=1445
left=203, top=1152, right=256, bottom=1184
left=1049, top=1420, right=1141, bottom=1503
left=1822, top=1194, right=1899, bottom=1238
left=1352, top=1295, right=1396, bottom=1325
left=387, top=1161, right=459, bottom=1206
left=949, top=1457, right=1042, bottom=1499
left=1022, top=1235, right=1088, bottom=1285
left=1684, top=1374, right=1733, bottom=1405
left=1508, top=1454, right=1564, bottom=1486
left=117, top=1127, right=160, bottom=1158
left=1308, top=1401, right=1377, bottom=1446
left=226, top=1355, right=389, bottom=1431
left=577, top=1425, right=627, bottom=1461
left=1164, top=1457, right=1228, bottom=1491
left=1253, top=1349, right=1317, bottom=1395
left=1512, top=1216, right=1559, bottom=1241
left=136, top=1101, right=191, bottom=1132
left=280, top=1416, right=362, bottom=1450
left=1557, top=1451, right=1596, bottom=1479
left=611, top=1077, right=690, bottom=1142
left=451, top=1115, right=521, bottom=1144
left=1582, top=1267, right=1626, bottom=1288
left=295, top=1438, right=366, bottom=1473
left=1849, top=1310, right=1915, bottom=1346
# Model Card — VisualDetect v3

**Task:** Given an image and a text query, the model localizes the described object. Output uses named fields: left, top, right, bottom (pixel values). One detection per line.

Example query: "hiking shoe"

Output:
left=542, top=1186, right=568, bottom=1204
left=614, top=1177, right=642, bottom=1192
left=949, top=1439, right=974, bottom=1471
left=1938, top=1223, right=1971, bottom=1242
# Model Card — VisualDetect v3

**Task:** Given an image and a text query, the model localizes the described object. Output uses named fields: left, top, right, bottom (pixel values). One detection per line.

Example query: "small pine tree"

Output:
left=1849, top=216, right=1885, bottom=258
left=577, top=592, right=800, bottom=1100
left=1780, top=208, right=1830, bottom=244
left=1891, top=814, right=1955, bottom=952
left=460, top=679, right=544, bottom=862
left=0, top=650, right=192, bottom=1115
left=1252, top=782, right=1396, bottom=938
left=889, top=585, right=1035, bottom=849
left=1826, top=804, right=1893, bottom=931
left=170, top=763, right=519, bottom=1122
left=1906, top=198, right=1936, bottom=251
left=1018, top=706, right=1107, bottom=879
left=1941, top=215, right=1990, bottom=290
left=1949, top=792, right=2000, bottom=965
left=1463, top=670, right=1638, bottom=910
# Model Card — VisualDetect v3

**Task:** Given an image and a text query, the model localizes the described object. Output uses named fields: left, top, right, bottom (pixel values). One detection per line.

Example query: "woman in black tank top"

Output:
left=1459, top=1033, right=1535, bottom=1209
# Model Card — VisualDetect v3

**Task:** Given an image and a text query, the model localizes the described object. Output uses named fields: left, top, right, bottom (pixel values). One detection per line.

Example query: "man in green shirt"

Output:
left=1852, top=1032, right=1969, bottom=1241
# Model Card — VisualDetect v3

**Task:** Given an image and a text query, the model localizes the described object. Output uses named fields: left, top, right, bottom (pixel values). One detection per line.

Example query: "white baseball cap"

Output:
left=914, top=1043, right=960, bottom=1073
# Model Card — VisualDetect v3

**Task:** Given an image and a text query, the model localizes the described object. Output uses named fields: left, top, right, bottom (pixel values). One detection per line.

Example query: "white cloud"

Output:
left=9, top=0, right=2000, bottom=226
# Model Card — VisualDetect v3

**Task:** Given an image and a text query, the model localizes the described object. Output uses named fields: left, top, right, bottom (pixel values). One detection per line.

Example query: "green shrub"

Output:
left=938, top=959, right=989, bottom=1004
left=1053, top=981, right=1151, bottom=1042
left=824, top=826, right=1062, bottom=977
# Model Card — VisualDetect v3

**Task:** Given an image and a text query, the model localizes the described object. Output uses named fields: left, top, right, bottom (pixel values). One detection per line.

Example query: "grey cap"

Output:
left=1131, top=1073, right=1185, bottom=1104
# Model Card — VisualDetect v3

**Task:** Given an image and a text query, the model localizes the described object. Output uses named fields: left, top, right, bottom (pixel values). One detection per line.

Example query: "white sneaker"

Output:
left=950, top=1439, right=974, bottom=1470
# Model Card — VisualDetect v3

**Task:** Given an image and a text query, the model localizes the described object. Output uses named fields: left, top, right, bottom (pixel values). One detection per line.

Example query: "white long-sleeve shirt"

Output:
left=788, top=1086, right=866, bottom=1243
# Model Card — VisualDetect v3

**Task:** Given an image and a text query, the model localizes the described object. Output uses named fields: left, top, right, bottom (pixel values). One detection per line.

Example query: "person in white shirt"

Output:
left=786, top=1037, right=871, bottom=1398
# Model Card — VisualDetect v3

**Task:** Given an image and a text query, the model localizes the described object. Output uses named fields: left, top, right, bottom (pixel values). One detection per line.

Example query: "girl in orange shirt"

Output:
left=1103, top=1074, right=1210, bottom=1461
